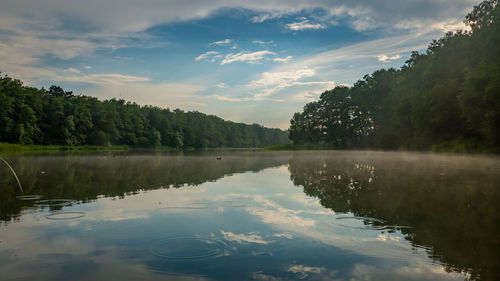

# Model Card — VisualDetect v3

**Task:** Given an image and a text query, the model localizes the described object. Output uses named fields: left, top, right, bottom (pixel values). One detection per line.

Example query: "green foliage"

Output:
left=0, top=76, right=289, bottom=148
left=0, top=142, right=128, bottom=154
left=289, top=0, right=500, bottom=153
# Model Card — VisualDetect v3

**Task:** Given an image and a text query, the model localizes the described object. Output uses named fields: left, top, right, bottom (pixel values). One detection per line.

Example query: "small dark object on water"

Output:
left=216, top=156, right=222, bottom=160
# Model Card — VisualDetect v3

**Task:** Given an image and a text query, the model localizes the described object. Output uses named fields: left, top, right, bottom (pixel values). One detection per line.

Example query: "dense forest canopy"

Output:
left=289, top=0, right=500, bottom=152
left=0, top=77, right=289, bottom=148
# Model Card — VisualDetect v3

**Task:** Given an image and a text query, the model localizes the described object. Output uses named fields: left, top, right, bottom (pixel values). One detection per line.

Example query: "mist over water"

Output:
left=0, top=150, right=498, bottom=280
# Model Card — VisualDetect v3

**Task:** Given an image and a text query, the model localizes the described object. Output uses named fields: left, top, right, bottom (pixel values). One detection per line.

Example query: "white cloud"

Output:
left=286, top=18, right=326, bottom=31
left=209, top=94, right=283, bottom=102
left=221, top=50, right=275, bottom=65
left=273, top=56, right=293, bottom=63
left=212, top=68, right=334, bottom=103
left=252, top=40, right=274, bottom=45
left=64, top=67, right=82, bottom=74
left=250, top=12, right=283, bottom=23
left=377, top=54, right=402, bottom=63
left=195, top=51, right=220, bottom=61
left=208, top=38, right=231, bottom=46
left=250, top=68, right=316, bottom=88
left=1, top=0, right=475, bottom=86
left=259, top=28, right=445, bottom=88
left=89, top=81, right=206, bottom=109
left=45, top=72, right=150, bottom=86
left=216, top=82, right=227, bottom=88
left=273, top=233, right=293, bottom=239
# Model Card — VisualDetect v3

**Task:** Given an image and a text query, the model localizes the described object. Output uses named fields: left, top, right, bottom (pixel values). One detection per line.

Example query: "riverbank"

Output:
left=261, top=144, right=335, bottom=151
left=263, top=141, right=498, bottom=154
left=0, top=142, right=130, bottom=155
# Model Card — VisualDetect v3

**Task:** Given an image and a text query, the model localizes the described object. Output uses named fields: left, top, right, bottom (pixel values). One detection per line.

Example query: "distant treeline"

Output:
left=0, top=78, right=289, bottom=148
left=289, top=0, right=500, bottom=153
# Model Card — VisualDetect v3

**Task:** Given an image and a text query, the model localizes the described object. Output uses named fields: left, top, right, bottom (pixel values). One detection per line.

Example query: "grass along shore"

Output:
left=0, top=142, right=130, bottom=154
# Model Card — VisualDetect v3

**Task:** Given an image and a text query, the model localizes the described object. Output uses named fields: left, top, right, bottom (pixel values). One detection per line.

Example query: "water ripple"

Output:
left=150, top=236, right=228, bottom=261
left=46, top=211, right=86, bottom=220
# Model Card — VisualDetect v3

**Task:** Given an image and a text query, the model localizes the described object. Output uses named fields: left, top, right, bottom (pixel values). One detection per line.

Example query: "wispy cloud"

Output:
left=252, top=40, right=274, bottom=45
left=377, top=54, right=402, bottom=63
left=195, top=51, right=220, bottom=61
left=286, top=18, right=326, bottom=31
left=70, top=73, right=150, bottom=85
left=90, top=82, right=206, bottom=109
left=209, top=94, right=283, bottom=102
left=221, top=50, right=275, bottom=65
left=273, top=56, right=293, bottom=63
left=208, top=38, right=231, bottom=46
left=249, top=68, right=317, bottom=88
left=250, top=12, right=283, bottom=23
left=214, top=68, right=335, bottom=103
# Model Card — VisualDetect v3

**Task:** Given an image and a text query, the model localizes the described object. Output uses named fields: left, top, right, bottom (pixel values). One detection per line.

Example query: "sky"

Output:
left=0, top=0, right=479, bottom=129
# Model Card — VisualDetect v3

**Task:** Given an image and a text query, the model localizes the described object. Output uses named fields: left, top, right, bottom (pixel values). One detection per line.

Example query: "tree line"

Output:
left=289, top=0, right=500, bottom=152
left=0, top=77, right=289, bottom=148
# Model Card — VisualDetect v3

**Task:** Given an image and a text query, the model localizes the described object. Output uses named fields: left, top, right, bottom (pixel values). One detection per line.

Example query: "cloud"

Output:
left=258, top=27, right=446, bottom=88
left=208, top=38, right=231, bottom=46
left=61, top=73, right=150, bottom=85
left=195, top=51, right=220, bottom=61
left=250, top=68, right=316, bottom=88
left=220, top=231, right=273, bottom=244
left=65, top=67, right=82, bottom=74
left=1, top=1, right=476, bottom=37
left=250, top=12, right=283, bottom=23
left=286, top=18, right=326, bottom=31
left=377, top=54, right=402, bottom=63
left=1, top=0, right=475, bottom=87
left=221, top=50, right=275, bottom=65
left=89, top=81, right=206, bottom=109
left=215, top=68, right=335, bottom=103
left=273, top=233, right=293, bottom=239
left=252, top=40, right=274, bottom=45
left=216, top=82, right=227, bottom=88
left=209, top=94, right=283, bottom=102
left=273, top=56, right=293, bottom=63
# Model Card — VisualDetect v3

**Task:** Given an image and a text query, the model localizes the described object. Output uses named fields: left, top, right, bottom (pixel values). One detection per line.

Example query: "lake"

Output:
left=0, top=150, right=499, bottom=281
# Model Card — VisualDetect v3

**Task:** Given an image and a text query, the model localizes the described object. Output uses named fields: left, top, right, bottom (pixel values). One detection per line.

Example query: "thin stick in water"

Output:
left=0, top=157, right=24, bottom=193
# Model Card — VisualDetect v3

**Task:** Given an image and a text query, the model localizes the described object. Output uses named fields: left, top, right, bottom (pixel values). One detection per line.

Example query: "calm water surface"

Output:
left=0, top=151, right=499, bottom=280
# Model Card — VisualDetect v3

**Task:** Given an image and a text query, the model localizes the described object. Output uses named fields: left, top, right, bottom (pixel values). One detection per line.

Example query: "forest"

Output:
left=289, top=0, right=500, bottom=153
left=0, top=77, right=289, bottom=148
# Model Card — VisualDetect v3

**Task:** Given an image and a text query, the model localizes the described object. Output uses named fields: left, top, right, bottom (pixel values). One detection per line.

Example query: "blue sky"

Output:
left=0, top=0, right=478, bottom=128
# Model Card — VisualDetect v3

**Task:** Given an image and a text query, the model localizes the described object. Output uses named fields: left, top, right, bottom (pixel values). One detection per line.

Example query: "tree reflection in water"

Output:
left=288, top=151, right=500, bottom=281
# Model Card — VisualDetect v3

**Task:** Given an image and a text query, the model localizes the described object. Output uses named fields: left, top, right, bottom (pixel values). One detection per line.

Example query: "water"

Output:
left=0, top=150, right=499, bottom=280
